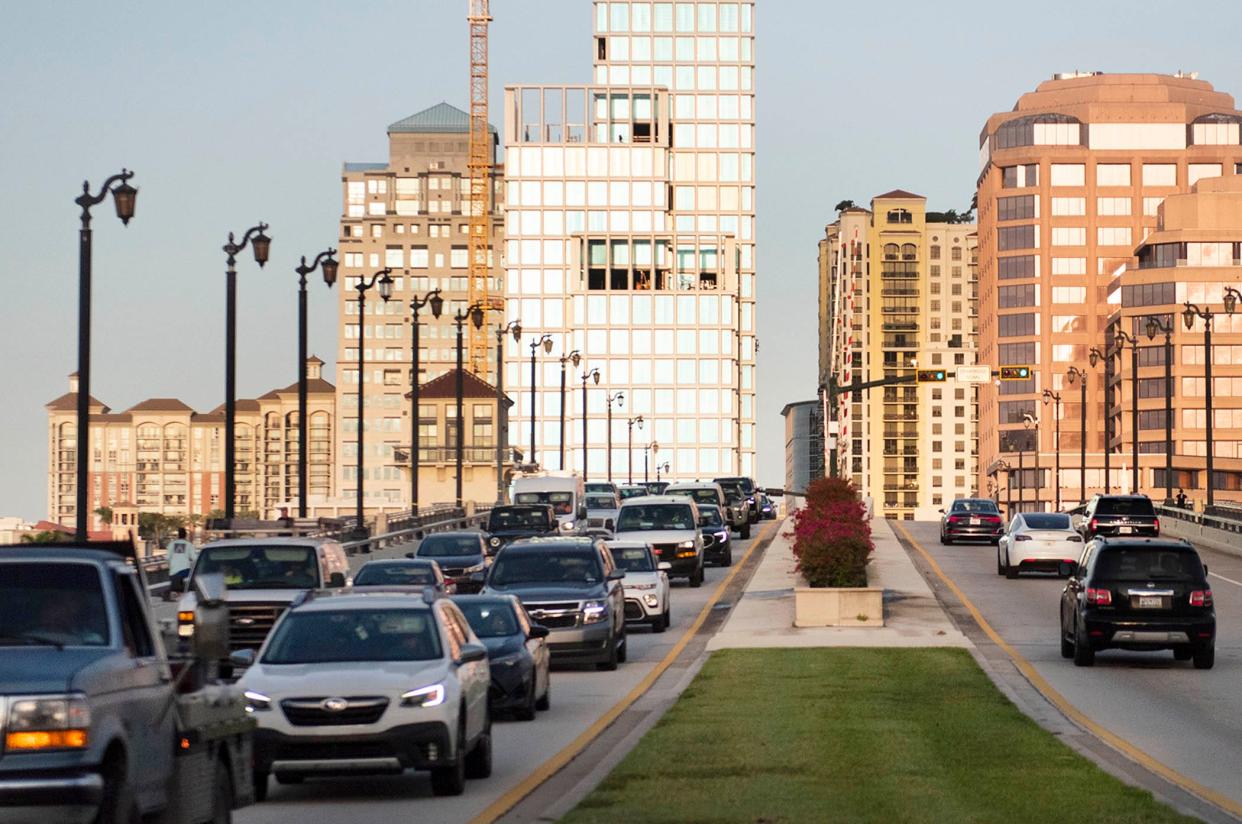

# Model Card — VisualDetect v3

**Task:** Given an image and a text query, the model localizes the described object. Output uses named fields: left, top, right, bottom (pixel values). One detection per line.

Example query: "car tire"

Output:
left=663, top=605, right=671, bottom=629
left=252, top=770, right=269, bottom=804
left=652, top=611, right=667, bottom=633
left=514, top=677, right=537, bottom=721
left=1059, top=620, right=1074, bottom=659
left=1073, top=619, right=1095, bottom=667
left=1173, top=647, right=1193, bottom=661
left=617, top=630, right=628, bottom=663
left=430, top=719, right=468, bottom=796
left=1193, top=644, right=1215, bottom=670
left=211, top=756, right=234, bottom=824
left=942, top=534, right=953, bottom=545
left=98, top=753, right=139, bottom=824
left=996, top=551, right=1005, bottom=576
left=741, top=522, right=751, bottom=539
left=723, top=547, right=733, bottom=567
left=691, top=564, right=704, bottom=588
left=1004, top=555, right=1019, bottom=580
left=597, top=633, right=619, bottom=671
left=536, top=681, right=550, bottom=712
left=464, top=713, right=493, bottom=779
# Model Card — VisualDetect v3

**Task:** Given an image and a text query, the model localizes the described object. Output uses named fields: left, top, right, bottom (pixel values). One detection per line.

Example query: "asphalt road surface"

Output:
left=899, top=520, right=1242, bottom=811
left=151, top=526, right=768, bottom=824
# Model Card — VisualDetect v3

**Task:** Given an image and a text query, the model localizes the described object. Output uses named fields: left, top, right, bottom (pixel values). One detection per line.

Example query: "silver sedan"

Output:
left=997, top=512, right=1084, bottom=579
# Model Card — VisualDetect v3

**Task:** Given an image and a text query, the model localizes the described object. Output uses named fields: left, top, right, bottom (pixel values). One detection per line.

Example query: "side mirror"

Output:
left=657, top=562, right=672, bottom=571
left=528, top=624, right=550, bottom=639
left=938, top=509, right=945, bottom=515
left=1203, top=563, right=1209, bottom=575
left=1058, top=561, right=1076, bottom=578
left=458, top=643, right=488, bottom=664
left=607, top=569, right=626, bottom=581
left=328, top=571, right=346, bottom=588
left=405, top=551, right=417, bottom=559
left=605, top=519, right=615, bottom=531
left=229, top=649, right=257, bottom=669
left=193, top=572, right=227, bottom=607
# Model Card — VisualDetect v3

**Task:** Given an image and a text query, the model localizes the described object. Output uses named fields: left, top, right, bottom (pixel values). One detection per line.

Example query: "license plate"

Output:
left=1138, top=596, right=1162, bottom=609
left=1119, top=526, right=1133, bottom=534
left=970, top=517, right=980, bottom=525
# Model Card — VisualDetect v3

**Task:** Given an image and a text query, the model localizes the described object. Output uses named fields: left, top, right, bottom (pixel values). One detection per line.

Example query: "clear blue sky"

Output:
left=1, top=1, right=1239, bottom=519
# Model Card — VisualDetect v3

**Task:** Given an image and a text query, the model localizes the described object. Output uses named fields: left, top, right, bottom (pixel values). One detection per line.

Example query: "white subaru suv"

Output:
left=606, top=540, right=672, bottom=632
left=233, top=588, right=492, bottom=799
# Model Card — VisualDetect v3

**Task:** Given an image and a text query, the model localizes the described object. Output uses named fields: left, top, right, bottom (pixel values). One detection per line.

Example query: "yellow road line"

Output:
left=893, top=521, right=1242, bottom=819
left=469, top=520, right=780, bottom=824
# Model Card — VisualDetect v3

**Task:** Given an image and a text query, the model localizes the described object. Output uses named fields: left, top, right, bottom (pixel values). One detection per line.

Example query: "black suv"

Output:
left=714, top=476, right=759, bottom=524
left=1060, top=538, right=1215, bottom=669
left=1078, top=494, right=1159, bottom=540
left=485, top=504, right=558, bottom=552
left=480, top=538, right=628, bottom=670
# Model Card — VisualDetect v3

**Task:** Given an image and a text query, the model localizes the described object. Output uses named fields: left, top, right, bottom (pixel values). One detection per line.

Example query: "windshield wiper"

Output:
left=0, top=633, right=66, bottom=650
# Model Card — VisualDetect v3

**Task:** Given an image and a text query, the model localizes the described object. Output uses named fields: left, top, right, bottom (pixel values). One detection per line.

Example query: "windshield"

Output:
left=611, top=547, right=654, bottom=572
left=616, top=503, right=696, bottom=532
left=1023, top=513, right=1071, bottom=530
left=951, top=500, right=999, bottom=514
left=1096, top=497, right=1156, bottom=517
left=698, top=507, right=725, bottom=528
left=513, top=492, right=574, bottom=516
left=354, top=563, right=438, bottom=587
left=586, top=495, right=617, bottom=510
left=418, top=535, right=482, bottom=558
left=669, top=488, right=718, bottom=506
left=0, top=562, right=110, bottom=647
left=585, top=483, right=614, bottom=494
left=716, top=477, right=755, bottom=495
left=263, top=608, right=442, bottom=664
left=644, top=482, right=668, bottom=495
left=1095, top=549, right=1202, bottom=581
left=195, top=546, right=318, bottom=590
left=489, top=507, right=552, bottom=530
left=489, top=551, right=602, bottom=586
left=619, top=487, right=647, bottom=499
left=456, top=601, right=519, bottom=638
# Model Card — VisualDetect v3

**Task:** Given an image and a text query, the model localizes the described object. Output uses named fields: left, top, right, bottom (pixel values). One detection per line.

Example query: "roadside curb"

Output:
left=891, top=521, right=1242, bottom=824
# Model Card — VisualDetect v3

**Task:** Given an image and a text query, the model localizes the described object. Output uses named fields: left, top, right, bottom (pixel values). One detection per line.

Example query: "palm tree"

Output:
left=95, top=506, right=113, bottom=525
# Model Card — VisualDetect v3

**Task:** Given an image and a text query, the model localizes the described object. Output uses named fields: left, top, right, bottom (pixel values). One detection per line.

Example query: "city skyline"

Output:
left=4, top=1, right=1242, bottom=519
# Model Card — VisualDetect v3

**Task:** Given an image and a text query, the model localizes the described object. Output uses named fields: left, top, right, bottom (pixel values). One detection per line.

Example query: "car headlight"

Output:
left=643, top=594, right=660, bottom=607
left=177, top=610, right=195, bottom=637
left=560, top=520, right=575, bottom=532
left=715, top=531, right=729, bottom=541
left=582, top=599, right=609, bottom=624
left=678, top=540, right=695, bottom=549
left=401, top=684, right=446, bottom=708
left=489, top=536, right=502, bottom=547
left=5, top=694, right=91, bottom=751
left=243, top=690, right=272, bottom=713
left=628, top=583, right=656, bottom=591
left=464, top=562, right=486, bottom=574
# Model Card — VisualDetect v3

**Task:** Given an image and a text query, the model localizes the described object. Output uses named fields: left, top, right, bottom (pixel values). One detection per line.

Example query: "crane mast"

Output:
left=466, top=0, right=495, bottom=376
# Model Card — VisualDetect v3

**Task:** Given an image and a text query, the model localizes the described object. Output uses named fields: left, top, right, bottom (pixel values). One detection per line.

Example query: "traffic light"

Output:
left=917, top=369, right=947, bottom=383
left=999, top=366, right=1032, bottom=381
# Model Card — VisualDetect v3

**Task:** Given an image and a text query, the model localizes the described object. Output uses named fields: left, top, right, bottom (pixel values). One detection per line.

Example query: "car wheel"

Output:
left=1073, top=618, right=1095, bottom=667
left=97, top=752, right=139, bottom=824
left=741, top=522, right=751, bottom=539
left=536, top=680, right=550, bottom=712
left=617, top=630, right=628, bottom=663
left=597, top=633, right=619, bottom=671
left=1193, top=644, right=1215, bottom=670
left=1059, top=619, right=1074, bottom=659
left=996, top=550, right=1005, bottom=576
left=464, top=712, right=493, bottom=779
left=1004, top=554, right=1019, bottom=580
left=942, top=534, right=953, bottom=545
left=652, top=610, right=667, bottom=633
left=722, top=547, right=733, bottom=567
left=430, top=718, right=468, bottom=796
left=690, top=565, right=704, bottom=588
left=211, top=756, right=234, bottom=824
left=1173, top=647, right=1193, bottom=661
left=663, top=605, right=671, bottom=629
left=252, top=770, right=269, bottom=803
left=514, top=676, right=537, bottom=721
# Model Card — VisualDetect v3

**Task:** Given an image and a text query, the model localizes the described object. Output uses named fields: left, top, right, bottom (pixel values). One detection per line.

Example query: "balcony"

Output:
left=882, top=321, right=919, bottom=332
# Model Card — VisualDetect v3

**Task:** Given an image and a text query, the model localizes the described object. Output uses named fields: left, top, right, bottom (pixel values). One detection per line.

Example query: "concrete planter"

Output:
left=793, top=585, right=884, bottom=627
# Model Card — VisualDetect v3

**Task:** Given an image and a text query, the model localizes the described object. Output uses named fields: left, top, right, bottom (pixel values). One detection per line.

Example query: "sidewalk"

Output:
left=708, top=516, right=970, bottom=649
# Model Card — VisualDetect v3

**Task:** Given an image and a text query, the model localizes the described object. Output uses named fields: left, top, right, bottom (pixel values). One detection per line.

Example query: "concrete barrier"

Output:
left=1161, top=516, right=1242, bottom=560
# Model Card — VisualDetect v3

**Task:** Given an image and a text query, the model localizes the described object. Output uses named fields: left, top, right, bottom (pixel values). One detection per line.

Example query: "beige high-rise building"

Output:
left=976, top=72, right=1242, bottom=509
left=46, top=359, right=336, bottom=529
left=819, top=192, right=979, bottom=520
left=337, top=103, right=506, bottom=510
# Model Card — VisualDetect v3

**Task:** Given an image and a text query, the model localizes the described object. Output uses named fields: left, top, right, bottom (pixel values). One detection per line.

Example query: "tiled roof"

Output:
left=873, top=189, right=925, bottom=200
left=411, top=368, right=512, bottom=403
left=126, top=398, right=195, bottom=413
left=46, top=392, right=109, bottom=412
left=208, top=400, right=261, bottom=414
left=388, top=102, right=496, bottom=135
left=270, top=377, right=336, bottom=396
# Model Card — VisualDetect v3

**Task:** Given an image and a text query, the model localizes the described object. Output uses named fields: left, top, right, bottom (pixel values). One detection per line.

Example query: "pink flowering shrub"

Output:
left=788, top=479, right=873, bottom=588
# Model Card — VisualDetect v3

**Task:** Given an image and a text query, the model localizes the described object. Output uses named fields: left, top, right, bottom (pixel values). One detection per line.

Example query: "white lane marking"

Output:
left=1209, top=570, right=1242, bottom=588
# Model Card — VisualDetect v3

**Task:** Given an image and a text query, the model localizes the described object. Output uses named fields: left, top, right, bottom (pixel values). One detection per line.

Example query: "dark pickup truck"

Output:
left=485, top=504, right=559, bottom=552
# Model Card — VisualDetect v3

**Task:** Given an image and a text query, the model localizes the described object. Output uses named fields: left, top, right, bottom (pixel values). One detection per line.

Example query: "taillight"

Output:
left=1014, top=534, right=1032, bottom=542
left=947, top=515, right=961, bottom=523
left=1190, top=590, right=1213, bottom=608
left=983, top=515, right=1001, bottom=524
left=1153, top=518, right=1160, bottom=535
left=1086, top=587, right=1112, bottom=606
left=1089, top=518, right=1098, bottom=533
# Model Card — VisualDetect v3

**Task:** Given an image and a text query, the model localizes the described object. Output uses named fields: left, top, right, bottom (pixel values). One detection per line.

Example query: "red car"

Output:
left=940, top=498, right=1005, bottom=545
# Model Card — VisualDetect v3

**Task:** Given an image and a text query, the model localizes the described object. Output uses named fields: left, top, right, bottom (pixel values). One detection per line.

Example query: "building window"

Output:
left=997, top=255, right=1036, bottom=280
left=998, top=225, right=1036, bottom=251
left=997, top=195, right=1036, bottom=221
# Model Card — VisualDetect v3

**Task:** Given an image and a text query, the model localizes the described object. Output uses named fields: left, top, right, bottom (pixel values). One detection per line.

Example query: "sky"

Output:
left=2, top=0, right=1240, bottom=520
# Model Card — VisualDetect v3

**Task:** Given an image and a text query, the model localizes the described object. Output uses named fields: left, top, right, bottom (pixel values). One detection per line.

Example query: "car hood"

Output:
left=238, top=659, right=451, bottom=696
left=480, top=635, right=525, bottom=657
left=612, top=529, right=697, bottom=544
left=0, top=648, right=118, bottom=693
left=424, top=554, right=486, bottom=569
left=622, top=571, right=661, bottom=588
left=178, top=589, right=307, bottom=610
left=483, top=583, right=603, bottom=602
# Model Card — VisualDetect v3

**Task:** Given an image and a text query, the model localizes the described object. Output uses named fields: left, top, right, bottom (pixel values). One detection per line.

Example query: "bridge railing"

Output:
left=340, top=504, right=494, bottom=556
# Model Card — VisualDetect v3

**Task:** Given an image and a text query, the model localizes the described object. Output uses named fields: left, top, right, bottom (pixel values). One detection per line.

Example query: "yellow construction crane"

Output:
left=466, top=0, right=497, bottom=376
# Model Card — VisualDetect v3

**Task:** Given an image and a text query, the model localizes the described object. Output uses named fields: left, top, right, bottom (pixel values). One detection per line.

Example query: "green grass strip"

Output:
left=561, top=648, right=1195, bottom=824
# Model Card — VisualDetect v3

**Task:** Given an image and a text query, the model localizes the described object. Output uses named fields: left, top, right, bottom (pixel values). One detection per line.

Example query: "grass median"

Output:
left=561, top=648, right=1193, bottom=824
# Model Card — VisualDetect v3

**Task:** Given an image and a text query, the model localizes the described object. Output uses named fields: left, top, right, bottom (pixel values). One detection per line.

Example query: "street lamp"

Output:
left=528, top=334, right=554, bottom=467
left=408, top=289, right=445, bottom=512
left=223, top=223, right=272, bottom=524
left=559, top=349, right=582, bottom=469
left=1089, top=345, right=1109, bottom=493
left=1146, top=315, right=1175, bottom=504
left=293, top=249, right=338, bottom=519
left=1023, top=413, right=1039, bottom=513
left=1066, top=366, right=1088, bottom=505
left=1184, top=294, right=1239, bottom=510
left=656, top=461, right=670, bottom=483
left=995, top=459, right=1012, bottom=517
left=1113, top=328, right=1141, bottom=495
left=494, top=319, right=522, bottom=503
left=351, top=269, right=394, bottom=538
left=606, top=391, right=625, bottom=482
left=73, top=169, right=137, bottom=540
left=1042, top=389, right=1062, bottom=511
left=627, top=416, right=645, bottom=484
left=646, top=441, right=659, bottom=484
left=454, top=303, right=487, bottom=508
left=581, top=368, right=601, bottom=478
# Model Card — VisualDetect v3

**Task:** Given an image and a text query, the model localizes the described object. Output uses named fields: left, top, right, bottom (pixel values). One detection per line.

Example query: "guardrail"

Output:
left=340, top=505, right=493, bottom=555
left=1156, top=504, right=1242, bottom=536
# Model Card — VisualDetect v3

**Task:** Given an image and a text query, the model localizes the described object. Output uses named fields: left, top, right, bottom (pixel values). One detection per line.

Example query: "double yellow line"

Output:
left=893, top=522, right=1242, bottom=819
left=469, top=520, right=780, bottom=824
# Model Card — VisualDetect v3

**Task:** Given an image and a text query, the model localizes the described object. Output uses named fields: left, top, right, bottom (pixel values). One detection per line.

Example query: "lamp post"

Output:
left=73, top=169, right=137, bottom=541
left=350, top=270, right=394, bottom=537
left=494, top=319, right=522, bottom=503
left=605, top=392, right=625, bottom=482
left=1024, top=413, right=1039, bottom=513
left=1066, top=366, right=1088, bottom=505
left=559, top=349, right=582, bottom=469
left=581, top=368, right=600, bottom=478
left=454, top=303, right=486, bottom=508
left=1042, top=389, right=1062, bottom=512
left=1089, top=346, right=1109, bottom=493
left=1113, top=328, right=1141, bottom=495
left=995, top=460, right=1012, bottom=517
left=528, top=334, right=554, bottom=467
left=223, top=223, right=272, bottom=524
left=646, top=441, right=659, bottom=484
left=408, top=289, right=444, bottom=512
left=1146, top=316, right=1175, bottom=504
left=293, top=249, right=339, bottom=519
left=656, top=461, right=670, bottom=484
left=1185, top=291, right=1239, bottom=510
left=627, top=416, right=645, bottom=483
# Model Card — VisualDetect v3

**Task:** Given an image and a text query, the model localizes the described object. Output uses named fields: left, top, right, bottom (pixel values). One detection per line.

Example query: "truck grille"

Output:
left=652, top=543, right=678, bottom=558
left=228, top=603, right=287, bottom=651
left=281, top=697, right=389, bottom=727
left=526, top=601, right=580, bottom=629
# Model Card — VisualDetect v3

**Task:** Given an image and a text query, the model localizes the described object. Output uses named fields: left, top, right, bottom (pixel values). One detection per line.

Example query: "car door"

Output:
left=442, top=603, right=488, bottom=739
left=598, top=544, right=624, bottom=634
left=1063, top=545, right=1092, bottom=629
left=515, top=602, right=548, bottom=697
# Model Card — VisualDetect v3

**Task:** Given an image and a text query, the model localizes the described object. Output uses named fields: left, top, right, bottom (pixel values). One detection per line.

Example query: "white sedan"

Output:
left=605, top=540, right=672, bottom=632
left=997, top=512, right=1084, bottom=579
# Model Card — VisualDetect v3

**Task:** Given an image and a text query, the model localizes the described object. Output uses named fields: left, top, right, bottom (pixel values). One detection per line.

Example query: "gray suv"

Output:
left=480, top=538, right=628, bottom=670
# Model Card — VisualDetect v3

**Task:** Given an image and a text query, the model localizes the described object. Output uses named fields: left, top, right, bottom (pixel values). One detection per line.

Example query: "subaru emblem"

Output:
left=322, top=697, right=349, bottom=712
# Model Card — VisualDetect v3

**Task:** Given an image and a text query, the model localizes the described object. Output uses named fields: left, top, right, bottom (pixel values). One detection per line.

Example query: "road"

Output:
left=152, top=525, right=771, bottom=824
left=898, top=521, right=1242, bottom=811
